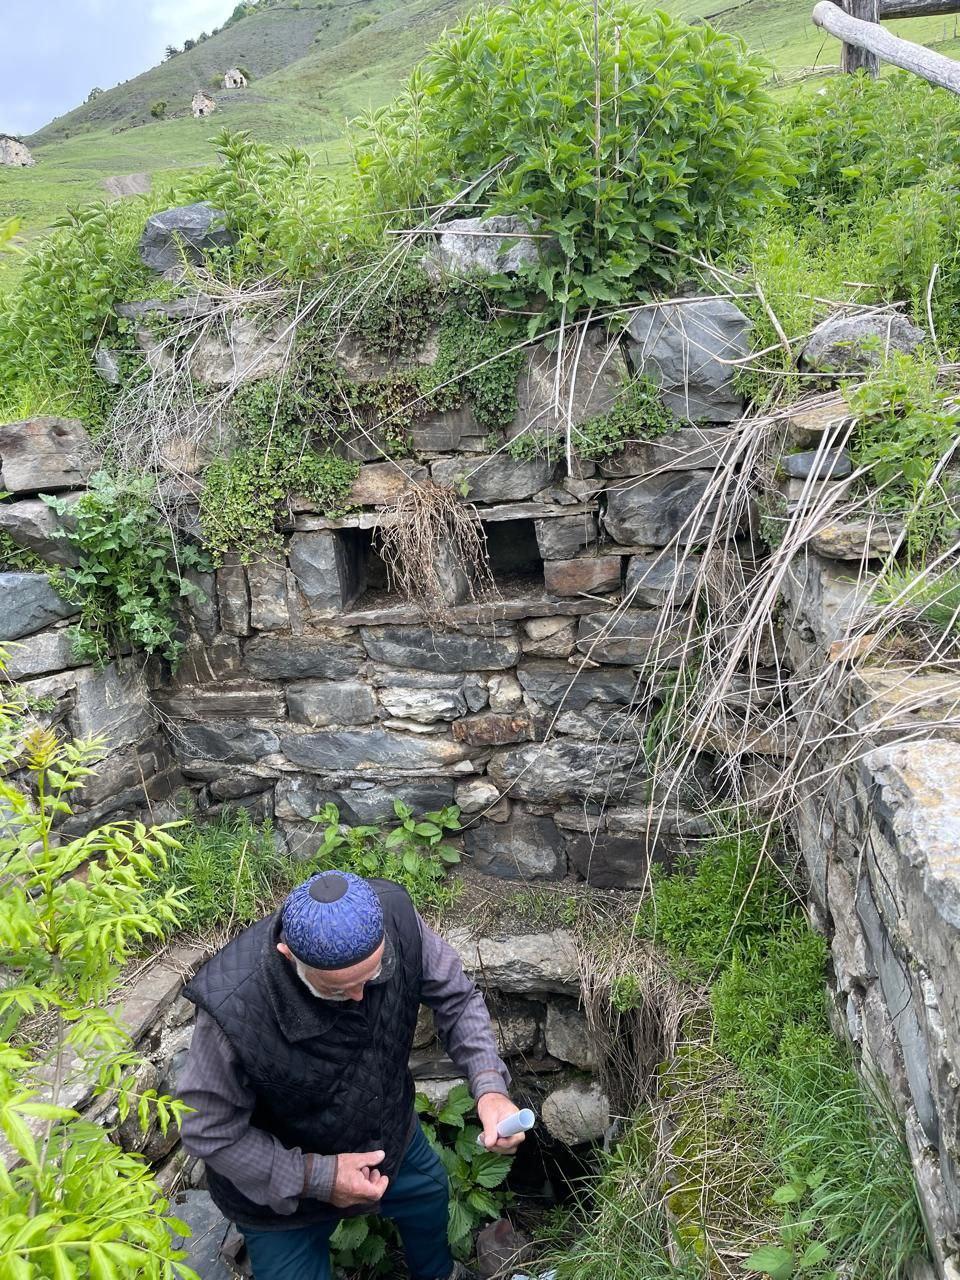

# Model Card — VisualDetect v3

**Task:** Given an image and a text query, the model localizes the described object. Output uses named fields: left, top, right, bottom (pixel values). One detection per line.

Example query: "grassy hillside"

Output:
left=2, top=0, right=960, bottom=253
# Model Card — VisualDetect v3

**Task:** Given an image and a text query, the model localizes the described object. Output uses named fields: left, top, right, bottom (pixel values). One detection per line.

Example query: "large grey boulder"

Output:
left=510, top=331, right=627, bottom=444
left=542, top=1080, right=611, bottom=1145
left=602, top=471, right=719, bottom=546
left=138, top=203, right=234, bottom=273
left=625, top=554, right=700, bottom=607
left=1, top=573, right=78, bottom=640
left=626, top=298, right=750, bottom=423
left=70, top=662, right=156, bottom=750
left=464, top=812, right=565, bottom=880
left=4, top=628, right=84, bottom=679
left=431, top=454, right=557, bottom=503
left=423, top=215, right=548, bottom=281
left=447, top=927, right=579, bottom=994
left=339, top=779, right=456, bottom=823
left=0, top=417, right=93, bottom=493
left=801, top=312, right=925, bottom=375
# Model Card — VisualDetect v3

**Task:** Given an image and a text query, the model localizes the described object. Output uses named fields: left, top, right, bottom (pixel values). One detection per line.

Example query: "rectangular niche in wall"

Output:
left=482, top=519, right=544, bottom=594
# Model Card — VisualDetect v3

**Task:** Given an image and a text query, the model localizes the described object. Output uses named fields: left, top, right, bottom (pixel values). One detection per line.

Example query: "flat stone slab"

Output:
left=280, top=727, right=481, bottom=772
left=1, top=572, right=79, bottom=640
left=243, top=637, right=365, bottom=680
left=361, top=625, right=520, bottom=672
left=597, top=427, right=736, bottom=476
left=0, top=417, right=93, bottom=493
left=447, top=927, right=579, bottom=993
left=602, top=471, right=720, bottom=546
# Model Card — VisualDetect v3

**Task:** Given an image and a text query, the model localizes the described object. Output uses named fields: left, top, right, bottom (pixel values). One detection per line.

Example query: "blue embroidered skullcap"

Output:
left=281, top=871, right=385, bottom=971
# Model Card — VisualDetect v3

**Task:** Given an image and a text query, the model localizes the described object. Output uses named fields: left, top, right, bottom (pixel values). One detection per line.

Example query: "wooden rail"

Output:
left=813, top=0, right=960, bottom=90
left=879, top=0, right=960, bottom=16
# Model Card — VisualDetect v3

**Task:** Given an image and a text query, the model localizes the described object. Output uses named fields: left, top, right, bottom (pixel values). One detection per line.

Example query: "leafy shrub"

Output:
left=417, top=1083, right=513, bottom=1258
left=0, top=200, right=152, bottom=424
left=846, top=351, right=960, bottom=552
left=355, top=0, right=787, bottom=325
left=781, top=73, right=960, bottom=225
left=0, top=666, right=194, bottom=1276
left=308, top=800, right=462, bottom=914
left=45, top=470, right=211, bottom=665
left=150, top=100, right=167, bottom=119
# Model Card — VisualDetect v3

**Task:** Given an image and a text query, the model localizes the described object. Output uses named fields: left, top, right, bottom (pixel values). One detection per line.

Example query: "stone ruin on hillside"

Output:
left=3, top=202, right=960, bottom=1277
left=223, top=68, right=248, bottom=88
left=192, top=92, right=217, bottom=119
left=0, top=134, right=34, bottom=167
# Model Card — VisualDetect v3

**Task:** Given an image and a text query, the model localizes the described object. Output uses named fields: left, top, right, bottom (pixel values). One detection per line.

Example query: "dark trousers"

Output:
left=241, top=1125, right=453, bottom=1280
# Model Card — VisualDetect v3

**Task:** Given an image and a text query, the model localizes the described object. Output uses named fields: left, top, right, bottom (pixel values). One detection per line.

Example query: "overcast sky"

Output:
left=0, top=1, right=234, bottom=136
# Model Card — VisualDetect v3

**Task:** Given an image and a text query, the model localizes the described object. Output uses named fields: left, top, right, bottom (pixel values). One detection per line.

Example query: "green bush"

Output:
left=45, top=471, right=211, bottom=666
left=355, top=0, right=787, bottom=325
left=308, top=799, right=462, bottom=914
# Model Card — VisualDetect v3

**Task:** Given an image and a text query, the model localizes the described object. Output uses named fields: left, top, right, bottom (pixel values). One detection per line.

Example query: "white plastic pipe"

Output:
left=477, top=1108, right=536, bottom=1146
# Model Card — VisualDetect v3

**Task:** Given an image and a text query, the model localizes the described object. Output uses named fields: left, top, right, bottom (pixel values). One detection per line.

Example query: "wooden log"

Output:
left=880, top=0, right=960, bottom=17
left=812, top=0, right=960, bottom=92
left=842, top=0, right=880, bottom=75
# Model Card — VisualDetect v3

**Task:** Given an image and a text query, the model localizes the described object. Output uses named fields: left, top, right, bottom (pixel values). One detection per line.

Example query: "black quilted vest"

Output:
left=182, top=879, right=423, bottom=1229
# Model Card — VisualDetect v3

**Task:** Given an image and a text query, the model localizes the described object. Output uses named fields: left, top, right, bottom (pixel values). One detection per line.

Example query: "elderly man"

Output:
left=178, top=869, right=524, bottom=1280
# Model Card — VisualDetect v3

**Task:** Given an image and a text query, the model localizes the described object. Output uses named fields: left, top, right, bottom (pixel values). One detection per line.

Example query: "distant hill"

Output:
left=3, top=0, right=960, bottom=252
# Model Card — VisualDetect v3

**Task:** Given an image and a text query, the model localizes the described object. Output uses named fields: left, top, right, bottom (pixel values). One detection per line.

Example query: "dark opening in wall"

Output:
left=483, top=519, right=544, bottom=593
left=344, top=527, right=393, bottom=608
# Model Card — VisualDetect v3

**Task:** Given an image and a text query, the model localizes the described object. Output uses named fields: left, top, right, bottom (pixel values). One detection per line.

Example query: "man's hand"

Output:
left=329, top=1150, right=390, bottom=1208
left=477, top=1093, right=525, bottom=1153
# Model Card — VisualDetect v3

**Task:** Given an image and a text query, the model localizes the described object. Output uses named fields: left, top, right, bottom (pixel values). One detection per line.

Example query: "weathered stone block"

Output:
left=452, top=711, right=542, bottom=747
left=782, top=449, right=852, bottom=481
left=565, top=831, right=657, bottom=888
left=244, top=636, right=365, bottom=680
left=349, top=461, right=429, bottom=506
left=216, top=554, right=250, bottom=637
left=188, top=315, right=290, bottom=386
left=463, top=813, right=564, bottom=880
left=597, top=427, right=735, bottom=475
left=543, top=556, right=621, bottom=598
left=361, top=626, right=519, bottom=672
left=287, top=680, right=377, bottom=727
left=422, top=214, right=548, bottom=280
left=289, top=532, right=364, bottom=617
left=487, top=673, right=522, bottom=713
left=159, top=680, right=285, bottom=720
left=576, top=609, right=682, bottom=666
left=4, top=628, right=83, bottom=679
left=0, top=495, right=81, bottom=566
left=801, top=312, right=925, bottom=375
left=280, top=728, right=479, bottom=772
left=0, top=417, right=93, bottom=493
left=534, top=514, right=598, bottom=559
left=339, top=779, right=456, bottom=823
left=430, top=454, right=557, bottom=503
left=138, top=203, right=234, bottom=273
left=447, top=927, right=579, bottom=993
left=545, top=1001, right=595, bottom=1068
left=70, top=662, right=156, bottom=750
left=510, top=330, right=627, bottom=443
left=1, top=573, right=78, bottom=640
left=377, top=684, right=466, bottom=722
left=181, top=568, right=218, bottom=640
left=410, top=405, right=482, bottom=453
left=456, top=779, right=503, bottom=813
left=602, top=471, right=719, bottom=545
left=517, top=660, right=639, bottom=709
left=809, top=516, right=903, bottom=561
left=487, top=739, right=646, bottom=802
left=626, top=299, right=750, bottom=423
left=542, top=1080, right=610, bottom=1144
left=173, top=721, right=280, bottom=765
left=275, top=775, right=344, bottom=822
left=247, top=556, right=289, bottom=631
left=520, top=617, right=578, bottom=659
left=624, top=554, right=700, bottom=607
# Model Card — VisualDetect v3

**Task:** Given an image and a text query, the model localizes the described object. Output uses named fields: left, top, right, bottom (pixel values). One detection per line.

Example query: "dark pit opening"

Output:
left=482, top=518, right=544, bottom=593
left=505, top=1120, right=597, bottom=1209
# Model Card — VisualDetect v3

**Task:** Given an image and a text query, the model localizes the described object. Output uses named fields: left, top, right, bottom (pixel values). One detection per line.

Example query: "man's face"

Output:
left=277, top=940, right=386, bottom=1002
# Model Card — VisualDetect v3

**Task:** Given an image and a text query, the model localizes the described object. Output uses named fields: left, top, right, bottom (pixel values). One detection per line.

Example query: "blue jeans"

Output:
left=241, top=1125, right=453, bottom=1280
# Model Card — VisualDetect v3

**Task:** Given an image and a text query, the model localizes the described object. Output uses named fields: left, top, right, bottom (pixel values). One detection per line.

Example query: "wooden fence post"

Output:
left=841, top=0, right=881, bottom=74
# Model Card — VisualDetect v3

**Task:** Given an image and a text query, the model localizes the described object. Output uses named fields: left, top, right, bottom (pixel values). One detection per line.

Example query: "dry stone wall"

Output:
left=3, top=294, right=960, bottom=1273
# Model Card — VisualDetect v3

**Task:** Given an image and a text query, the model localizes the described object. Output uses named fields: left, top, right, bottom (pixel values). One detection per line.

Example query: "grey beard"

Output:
left=293, top=957, right=349, bottom=1000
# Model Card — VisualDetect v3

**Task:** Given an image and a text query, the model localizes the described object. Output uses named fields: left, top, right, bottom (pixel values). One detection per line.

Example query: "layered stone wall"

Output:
left=2, top=295, right=960, bottom=1273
